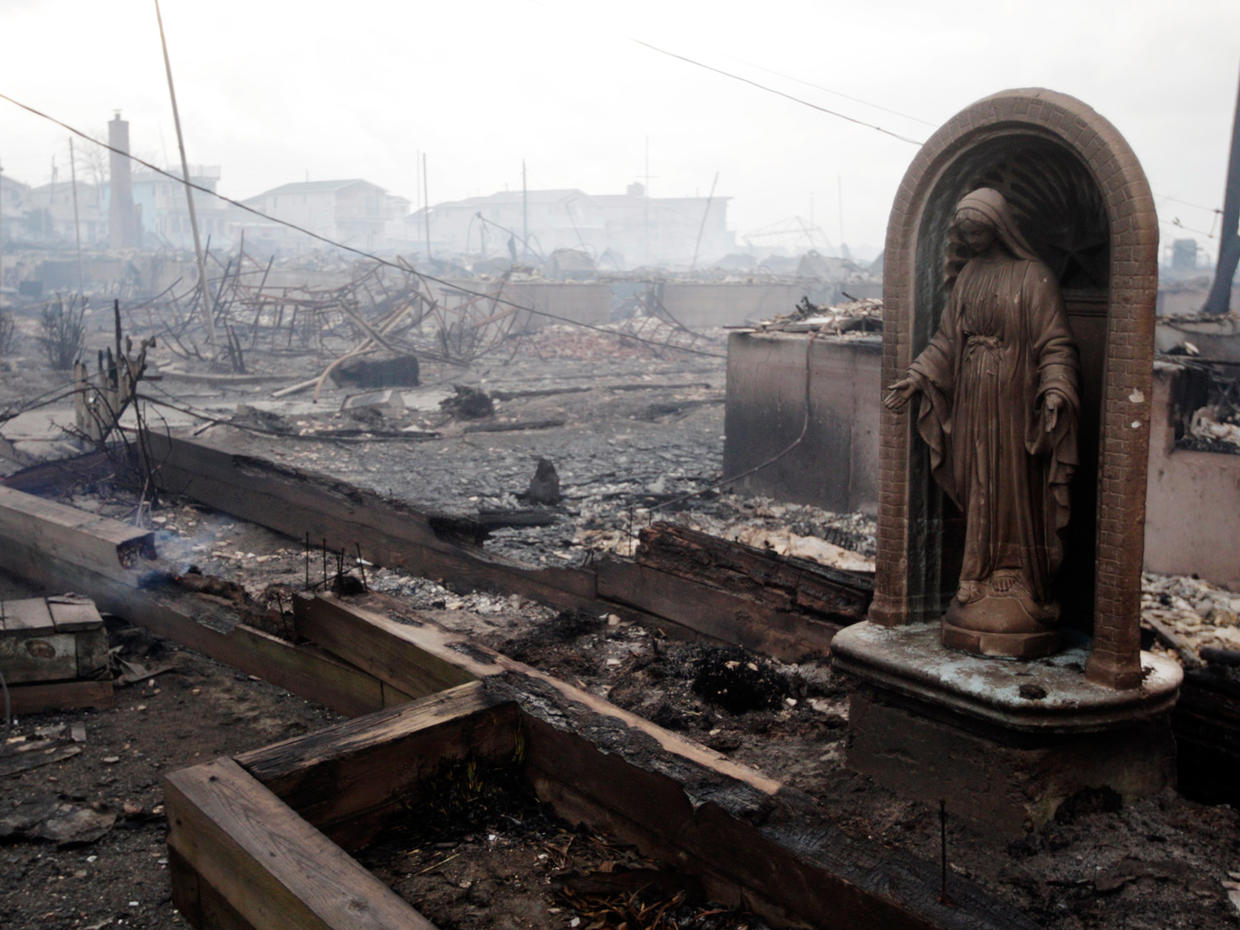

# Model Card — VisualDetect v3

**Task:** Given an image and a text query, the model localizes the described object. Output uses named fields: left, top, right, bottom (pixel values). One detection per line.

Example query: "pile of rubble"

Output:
left=1142, top=571, right=1240, bottom=661
left=751, top=296, right=883, bottom=336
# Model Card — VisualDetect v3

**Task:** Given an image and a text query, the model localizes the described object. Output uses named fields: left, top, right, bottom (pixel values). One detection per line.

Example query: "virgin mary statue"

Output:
left=884, top=188, right=1080, bottom=657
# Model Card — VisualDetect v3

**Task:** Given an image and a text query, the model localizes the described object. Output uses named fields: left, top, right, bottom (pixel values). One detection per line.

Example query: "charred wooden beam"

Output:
left=143, top=432, right=598, bottom=613
left=165, top=757, right=433, bottom=930
left=0, top=485, right=156, bottom=586
left=0, top=485, right=406, bottom=716
left=636, top=521, right=872, bottom=622
left=139, top=435, right=874, bottom=661
left=235, top=681, right=516, bottom=851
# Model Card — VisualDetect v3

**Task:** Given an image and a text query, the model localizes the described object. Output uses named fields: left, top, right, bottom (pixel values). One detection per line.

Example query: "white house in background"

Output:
left=412, top=183, right=735, bottom=268
left=240, top=179, right=391, bottom=252
left=24, top=179, right=105, bottom=245
left=131, top=165, right=235, bottom=251
left=0, top=175, right=32, bottom=244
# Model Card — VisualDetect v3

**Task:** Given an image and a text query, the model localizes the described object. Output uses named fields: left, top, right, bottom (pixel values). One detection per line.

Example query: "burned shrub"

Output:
left=691, top=646, right=791, bottom=715
left=38, top=296, right=87, bottom=370
left=0, top=308, right=16, bottom=360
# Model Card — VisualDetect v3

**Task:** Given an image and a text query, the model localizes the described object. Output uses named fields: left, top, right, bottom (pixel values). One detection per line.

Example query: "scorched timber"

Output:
left=139, top=434, right=869, bottom=656
left=165, top=593, right=1040, bottom=930
left=0, top=485, right=411, bottom=716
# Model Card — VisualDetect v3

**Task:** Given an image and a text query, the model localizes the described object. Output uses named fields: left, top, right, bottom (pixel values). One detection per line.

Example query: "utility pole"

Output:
left=154, top=0, right=216, bottom=346
left=69, top=138, right=85, bottom=293
left=522, top=159, right=528, bottom=262
left=838, top=175, right=845, bottom=255
left=689, top=171, right=719, bottom=271
left=1204, top=63, right=1240, bottom=315
left=0, top=159, right=5, bottom=315
left=422, top=153, right=431, bottom=263
left=644, top=136, right=651, bottom=265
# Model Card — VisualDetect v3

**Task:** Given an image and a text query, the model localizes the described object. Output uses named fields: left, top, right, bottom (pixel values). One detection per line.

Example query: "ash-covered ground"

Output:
left=1, top=320, right=1238, bottom=928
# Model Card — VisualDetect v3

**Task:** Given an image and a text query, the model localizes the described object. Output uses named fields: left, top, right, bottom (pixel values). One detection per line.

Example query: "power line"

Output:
left=632, top=39, right=924, bottom=146
left=733, top=57, right=938, bottom=128
left=0, top=92, right=726, bottom=360
left=1159, top=194, right=1224, bottom=214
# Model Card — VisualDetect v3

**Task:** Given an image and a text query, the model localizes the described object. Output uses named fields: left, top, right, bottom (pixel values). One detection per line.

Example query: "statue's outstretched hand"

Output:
left=883, top=377, right=918, bottom=411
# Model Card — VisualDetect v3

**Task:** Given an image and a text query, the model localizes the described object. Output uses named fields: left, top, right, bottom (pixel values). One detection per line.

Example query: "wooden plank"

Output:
left=237, top=682, right=518, bottom=849
left=145, top=433, right=599, bottom=612
left=0, top=515, right=390, bottom=715
left=0, top=450, right=113, bottom=496
left=6, top=679, right=113, bottom=714
left=0, top=485, right=155, bottom=583
left=596, top=558, right=839, bottom=662
left=637, top=521, right=873, bottom=610
left=169, top=846, right=257, bottom=930
left=2, top=597, right=54, bottom=632
left=74, top=628, right=110, bottom=679
left=0, top=630, right=78, bottom=684
left=226, top=625, right=387, bottom=718
left=164, top=757, right=435, bottom=930
left=299, top=595, right=781, bottom=796
left=294, top=595, right=480, bottom=698
left=46, top=594, right=105, bottom=632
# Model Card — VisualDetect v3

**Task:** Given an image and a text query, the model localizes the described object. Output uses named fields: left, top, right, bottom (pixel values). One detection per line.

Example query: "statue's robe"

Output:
left=909, top=255, right=1079, bottom=608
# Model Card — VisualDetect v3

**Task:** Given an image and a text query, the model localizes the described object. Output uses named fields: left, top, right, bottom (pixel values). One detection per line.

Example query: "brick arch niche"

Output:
left=871, top=88, right=1158, bottom=689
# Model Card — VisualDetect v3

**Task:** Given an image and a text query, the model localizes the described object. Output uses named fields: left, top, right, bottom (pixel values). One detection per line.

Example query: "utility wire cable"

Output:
left=0, top=92, right=726, bottom=360
left=631, top=39, right=925, bottom=146
left=733, top=56, right=938, bottom=128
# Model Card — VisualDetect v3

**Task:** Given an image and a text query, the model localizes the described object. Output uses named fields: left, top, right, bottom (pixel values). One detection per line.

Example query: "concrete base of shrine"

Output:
left=831, top=622, right=1183, bottom=834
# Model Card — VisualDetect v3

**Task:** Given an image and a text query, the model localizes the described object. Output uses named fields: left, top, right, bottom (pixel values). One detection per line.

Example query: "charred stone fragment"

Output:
left=518, top=457, right=561, bottom=505
left=440, top=384, right=494, bottom=420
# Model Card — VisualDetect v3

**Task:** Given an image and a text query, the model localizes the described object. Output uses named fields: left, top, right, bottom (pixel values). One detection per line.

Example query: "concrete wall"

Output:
left=726, top=335, right=1240, bottom=591
left=661, top=282, right=826, bottom=329
left=1157, top=284, right=1240, bottom=317
left=1144, top=364, right=1240, bottom=589
left=724, top=331, right=881, bottom=514
left=437, top=281, right=610, bottom=331
left=503, top=282, right=611, bottom=330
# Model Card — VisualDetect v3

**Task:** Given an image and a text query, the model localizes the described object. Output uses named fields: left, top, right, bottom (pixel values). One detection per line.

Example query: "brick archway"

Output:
left=872, top=88, right=1158, bottom=689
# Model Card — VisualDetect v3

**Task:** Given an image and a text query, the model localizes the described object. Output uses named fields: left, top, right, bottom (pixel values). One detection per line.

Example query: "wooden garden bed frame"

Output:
left=164, top=594, right=1036, bottom=930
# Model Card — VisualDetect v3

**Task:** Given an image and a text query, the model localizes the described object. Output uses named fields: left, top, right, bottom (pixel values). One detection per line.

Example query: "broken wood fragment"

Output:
left=462, top=417, right=567, bottom=433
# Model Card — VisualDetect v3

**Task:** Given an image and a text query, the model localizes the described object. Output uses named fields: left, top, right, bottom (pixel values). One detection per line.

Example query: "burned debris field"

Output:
left=0, top=286, right=1236, bottom=930
left=1, top=53, right=1240, bottom=930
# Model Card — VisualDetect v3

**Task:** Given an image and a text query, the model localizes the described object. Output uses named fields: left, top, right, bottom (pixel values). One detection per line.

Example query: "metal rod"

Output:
left=939, top=799, right=949, bottom=905
left=153, top=0, right=216, bottom=346
left=69, top=137, right=84, bottom=293
left=422, top=153, right=431, bottom=263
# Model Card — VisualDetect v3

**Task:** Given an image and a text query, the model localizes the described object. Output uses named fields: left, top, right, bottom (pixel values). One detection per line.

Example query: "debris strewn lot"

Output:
left=0, top=304, right=1238, bottom=928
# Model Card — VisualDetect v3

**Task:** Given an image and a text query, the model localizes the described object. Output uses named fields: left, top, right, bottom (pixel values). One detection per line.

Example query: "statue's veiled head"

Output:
left=944, top=187, right=1041, bottom=288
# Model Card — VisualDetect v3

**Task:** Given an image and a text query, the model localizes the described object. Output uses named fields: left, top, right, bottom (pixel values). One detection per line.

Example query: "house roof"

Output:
left=429, top=189, right=593, bottom=211
left=250, top=179, right=386, bottom=199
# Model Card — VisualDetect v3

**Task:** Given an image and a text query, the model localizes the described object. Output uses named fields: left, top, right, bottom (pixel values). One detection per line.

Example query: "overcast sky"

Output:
left=0, top=0, right=1236, bottom=261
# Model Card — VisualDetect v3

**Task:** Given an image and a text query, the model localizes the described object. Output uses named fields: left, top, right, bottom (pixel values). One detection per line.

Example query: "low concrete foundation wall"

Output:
left=661, top=282, right=824, bottom=328
left=723, top=331, right=880, bottom=514
left=439, top=281, right=611, bottom=330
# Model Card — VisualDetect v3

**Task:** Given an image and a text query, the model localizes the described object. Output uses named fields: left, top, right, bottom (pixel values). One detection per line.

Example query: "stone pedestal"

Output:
left=831, top=622, right=1182, bottom=835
